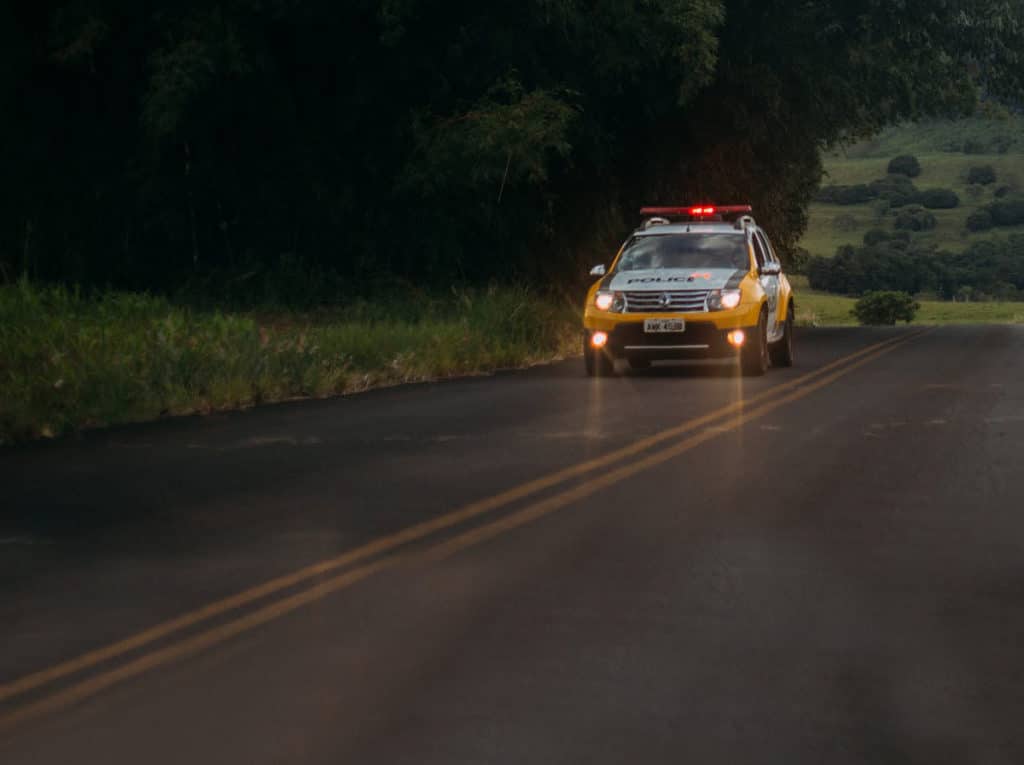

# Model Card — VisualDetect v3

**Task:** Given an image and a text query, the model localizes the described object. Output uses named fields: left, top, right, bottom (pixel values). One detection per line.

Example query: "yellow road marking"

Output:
left=422, top=333, right=924, bottom=563
left=0, top=555, right=402, bottom=733
left=0, top=331, right=924, bottom=734
left=0, top=331, right=920, bottom=716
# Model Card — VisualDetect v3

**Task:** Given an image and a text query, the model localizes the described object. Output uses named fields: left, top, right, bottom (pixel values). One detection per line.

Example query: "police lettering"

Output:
left=626, top=276, right=690, bottom=284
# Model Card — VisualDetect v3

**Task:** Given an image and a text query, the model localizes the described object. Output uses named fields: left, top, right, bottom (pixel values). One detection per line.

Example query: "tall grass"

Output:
left=0, top=281, right=579, bottom=444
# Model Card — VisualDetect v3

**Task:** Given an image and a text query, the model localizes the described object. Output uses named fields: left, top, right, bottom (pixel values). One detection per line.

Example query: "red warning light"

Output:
left=640, top=205, right=752, bottom=220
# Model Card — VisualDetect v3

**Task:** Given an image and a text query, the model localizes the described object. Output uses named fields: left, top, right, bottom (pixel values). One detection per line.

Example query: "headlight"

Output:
left=707, top=289, right=742, bottom=311
left=594, top=291, right=626, bottom=313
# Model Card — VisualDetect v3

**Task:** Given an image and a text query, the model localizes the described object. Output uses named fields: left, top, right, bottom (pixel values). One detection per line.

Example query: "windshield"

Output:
left=616, top=233, right=750, bottom=272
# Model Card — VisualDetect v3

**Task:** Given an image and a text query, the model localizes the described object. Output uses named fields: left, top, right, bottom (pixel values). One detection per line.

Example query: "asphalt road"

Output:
left=3, top=325, right=1024, bottom=763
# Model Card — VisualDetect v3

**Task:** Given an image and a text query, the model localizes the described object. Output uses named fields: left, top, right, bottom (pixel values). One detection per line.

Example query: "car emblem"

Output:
left=658, top=293, right=672, bottom=308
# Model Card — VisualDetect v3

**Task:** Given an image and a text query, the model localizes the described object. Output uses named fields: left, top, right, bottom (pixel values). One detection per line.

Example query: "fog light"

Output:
left=591, top=331, right=609, bottom=349
left=727, top=330, right=746, bottom=347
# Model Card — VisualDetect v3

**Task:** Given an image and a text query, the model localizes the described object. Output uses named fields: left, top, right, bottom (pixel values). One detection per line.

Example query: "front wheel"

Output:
left=740, top=310, right=769, bottom=377
left=770, top=307, right=795, bottom=368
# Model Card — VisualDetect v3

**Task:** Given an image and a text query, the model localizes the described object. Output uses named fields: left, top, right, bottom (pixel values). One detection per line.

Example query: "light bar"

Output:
left=639, top=205, right=753, bottom=218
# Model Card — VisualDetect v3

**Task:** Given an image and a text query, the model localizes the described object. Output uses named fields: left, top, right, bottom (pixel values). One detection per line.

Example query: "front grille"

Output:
left=623, top=290, right=709, bottom=313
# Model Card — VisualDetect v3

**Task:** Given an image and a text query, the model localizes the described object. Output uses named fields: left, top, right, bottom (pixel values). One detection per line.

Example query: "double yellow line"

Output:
left=0, top=330, right=926, bottom=733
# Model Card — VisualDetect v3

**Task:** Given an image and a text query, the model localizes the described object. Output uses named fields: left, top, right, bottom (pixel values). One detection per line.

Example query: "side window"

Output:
left=758, top=231, right=779, bottom=264
left=751, top=234, right=767, bottom=269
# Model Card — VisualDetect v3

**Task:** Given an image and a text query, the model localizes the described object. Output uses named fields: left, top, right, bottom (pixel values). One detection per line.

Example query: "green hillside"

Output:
left=801, top=116, right=1024, bottom=259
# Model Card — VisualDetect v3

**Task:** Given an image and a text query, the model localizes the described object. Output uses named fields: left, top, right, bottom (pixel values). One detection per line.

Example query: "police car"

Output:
left=583, top=205, right=794, bottom=376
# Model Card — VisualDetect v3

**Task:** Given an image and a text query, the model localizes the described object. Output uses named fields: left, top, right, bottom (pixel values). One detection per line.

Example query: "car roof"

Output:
left=634, top=223, right=745, bottom=237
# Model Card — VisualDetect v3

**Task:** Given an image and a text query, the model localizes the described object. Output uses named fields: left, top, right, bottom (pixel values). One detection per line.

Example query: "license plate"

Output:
left=644, top=319, right=685, bottom=333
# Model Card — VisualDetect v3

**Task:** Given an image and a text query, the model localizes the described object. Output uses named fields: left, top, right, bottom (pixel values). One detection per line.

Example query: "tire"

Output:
left=740, top=309, right=769, bottom=377
left=770, top=306, right=795, bottom=368
left=584, top=337, right=615, bottom=377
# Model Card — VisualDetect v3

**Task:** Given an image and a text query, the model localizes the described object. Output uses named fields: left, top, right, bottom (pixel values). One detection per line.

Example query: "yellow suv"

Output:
left=583, top=206, right=794, bottom=377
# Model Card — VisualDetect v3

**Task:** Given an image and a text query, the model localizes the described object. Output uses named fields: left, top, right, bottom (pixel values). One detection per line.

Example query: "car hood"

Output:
left=604, top=268, right=747, bottom=292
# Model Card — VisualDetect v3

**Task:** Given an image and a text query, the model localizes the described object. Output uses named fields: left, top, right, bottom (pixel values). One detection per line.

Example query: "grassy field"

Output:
left=0, top=282, right=579, bottom=444
left=800, top=116, right=1024, bottom=258
left=792, top=277, right=1024, bottom=327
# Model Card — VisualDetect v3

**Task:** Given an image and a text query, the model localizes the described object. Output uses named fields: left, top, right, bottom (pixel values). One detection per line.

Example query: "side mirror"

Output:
left=760, top=262, right=781, bottom=276
left=590, top=265, right=607, bottom=277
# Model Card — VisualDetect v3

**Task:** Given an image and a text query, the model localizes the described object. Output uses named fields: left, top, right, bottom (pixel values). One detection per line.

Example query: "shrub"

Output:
left=839, top=184, right=876, bottom=205
left=916, top=188, right=960, bottom=209
left=816, top=184, right=877, bottom=205
left=869, top=175, right=919, bottom=207
left=988, top=199, right=1024, bottom=226
left=967, top=165, right=997, bottom=185
left=852, top=291, right=919, bottom=325
left=966, top=209, right=994, bottom=232
left=887, top=155, right=922, bottom=177
left=995, top=185, right=1014, bottom=198
left=893, top=205, right=937, bottom=231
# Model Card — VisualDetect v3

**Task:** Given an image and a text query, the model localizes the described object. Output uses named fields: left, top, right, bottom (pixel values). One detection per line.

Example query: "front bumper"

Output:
left=584, top=321, right=748, bottom=360
left=582, top=303, right=762, bottom=361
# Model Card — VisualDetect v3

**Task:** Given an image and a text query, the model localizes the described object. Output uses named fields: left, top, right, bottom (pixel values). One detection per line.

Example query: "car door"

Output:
left=752, top=231, right=781, bottom=338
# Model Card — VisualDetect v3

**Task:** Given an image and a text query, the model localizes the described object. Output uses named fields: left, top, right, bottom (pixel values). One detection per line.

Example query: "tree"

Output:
left=968, top=166, right=998, bottom=185
left=893, top=206, right=937, bottom=232
left=916, top=189, right=960, bottom=210
left=888, top=156, right=922, bottom=177
left=3, top=1, right=1024, bottom=294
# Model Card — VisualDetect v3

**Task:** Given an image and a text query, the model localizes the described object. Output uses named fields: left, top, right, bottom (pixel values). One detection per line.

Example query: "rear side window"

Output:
left=756, top=231, right=778, bottom=263
left=751, top=234, right=768, bottom=268
left=617, top=234, right=750, bottom=272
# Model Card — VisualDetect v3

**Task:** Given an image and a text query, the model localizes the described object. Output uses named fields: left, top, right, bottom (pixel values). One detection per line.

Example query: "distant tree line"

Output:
left=817, top=176, right=961, bottom=210
left=3, top=1, right=1024, bottom=297
left=808, top=232, right=1024, bottom=301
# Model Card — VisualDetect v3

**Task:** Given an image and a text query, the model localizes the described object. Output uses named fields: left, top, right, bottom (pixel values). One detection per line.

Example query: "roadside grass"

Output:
left=800, top=117, right=1024, bottom=258
left=792, top=276, right=1024, bottom=327
left=0, top=281, right=579, bottom=444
